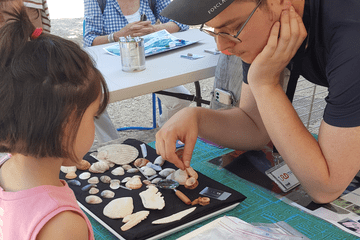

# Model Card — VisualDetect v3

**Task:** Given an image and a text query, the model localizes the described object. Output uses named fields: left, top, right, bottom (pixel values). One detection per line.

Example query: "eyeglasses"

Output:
left=200, top=0, right=263, bottom=43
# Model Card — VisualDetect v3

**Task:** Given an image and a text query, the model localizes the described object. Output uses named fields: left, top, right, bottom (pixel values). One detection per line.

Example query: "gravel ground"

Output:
left=50, top=18, right=215, bottom=148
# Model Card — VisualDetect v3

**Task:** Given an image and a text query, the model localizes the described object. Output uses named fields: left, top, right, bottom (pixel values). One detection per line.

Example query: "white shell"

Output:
left=60, top=166, right=77, bottom=174
left=79, top=172, right=91, bottom=180
left=151, top=177, right=163, bottom=184
left=88, top=176, right=99, bottom=184
left=111, top=166, right=125, bottom=176
left=154, top=156, right=165, bottom=166
left=122, top=164, right=132, bottom=171
left=121, top=177, right=131, bottom=183
left=103, top=197, right=134, bottom=219
left=159, top=168, right=175, bottom=177
left=125, top=176, right=142, bottom=190
left=173, top=169, right=188, bottom=185
left=152, top=207, right=196, bottom=224
left=89, top=161, right=109, bottom=173
left=110, top=179, right=121, bottom=189
left=85, top=195, right=102, bottom=204
left=89, top=187, right=99, bottom=194
left=139, top=185, right=165, bottom=210
left=100, top=175, right=111, bottom=183
left=143, top=167, right=157, bottom=176
left=101, top=190, right=115, bottom=198
left=127, top=168, right=139, bottom=173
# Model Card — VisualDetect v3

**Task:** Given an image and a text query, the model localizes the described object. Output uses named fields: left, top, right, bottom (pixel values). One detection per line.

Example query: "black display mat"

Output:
left=59, top=139, right=246, bottom=240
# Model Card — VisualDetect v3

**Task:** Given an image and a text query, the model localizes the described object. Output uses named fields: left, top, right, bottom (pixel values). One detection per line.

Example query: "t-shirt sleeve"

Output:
left=241, top=60, right=251, bottom=84
left=323, top=25, right=360, bottom=127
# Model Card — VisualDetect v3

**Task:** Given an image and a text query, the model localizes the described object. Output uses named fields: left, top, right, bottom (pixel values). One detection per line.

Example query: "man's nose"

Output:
left=215, top=35, right=236, bottom=52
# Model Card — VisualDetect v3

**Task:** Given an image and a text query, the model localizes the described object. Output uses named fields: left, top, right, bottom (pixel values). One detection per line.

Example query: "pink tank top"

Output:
left=0, top=158, right=95, bottom=240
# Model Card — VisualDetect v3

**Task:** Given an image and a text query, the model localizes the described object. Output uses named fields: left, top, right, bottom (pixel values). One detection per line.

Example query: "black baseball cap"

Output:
left=161, top=0, right=235, bottom=25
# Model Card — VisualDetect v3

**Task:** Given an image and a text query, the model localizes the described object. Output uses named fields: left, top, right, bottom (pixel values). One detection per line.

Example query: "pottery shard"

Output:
left=125, top=176, right=142, bottom=190
left=139, top=185, right=165, bottom=210
left=121, top=211, right=150, bottom=231
left=103, top=197, right=134, bottom=219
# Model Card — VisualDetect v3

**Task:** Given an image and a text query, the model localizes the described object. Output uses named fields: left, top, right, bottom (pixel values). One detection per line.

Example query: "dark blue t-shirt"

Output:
left=242, top=0, right=360, bottom=127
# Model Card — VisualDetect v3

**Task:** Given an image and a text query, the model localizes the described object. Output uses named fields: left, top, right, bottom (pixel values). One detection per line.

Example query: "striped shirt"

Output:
left=24, top=0, right=51, bottom=32
left=84, top=0, right=189, bottom=47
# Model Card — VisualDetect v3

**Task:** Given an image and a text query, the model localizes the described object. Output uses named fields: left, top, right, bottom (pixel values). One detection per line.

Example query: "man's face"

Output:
left=205, top=0, right=281, bottom=63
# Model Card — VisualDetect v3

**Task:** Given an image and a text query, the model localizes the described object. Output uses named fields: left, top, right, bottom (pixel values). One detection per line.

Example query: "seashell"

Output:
left=76, top=159, right=91, bottom=171
left=125, top=176, right=142, bottom=190
left=199, top=197, right=210, bottom=206
left=81, top=183, right=96, bottom=191
left=166, top=172, right=175, bottom=180
left=65, top=171, right=77, bottom=179
left=103, top=197, right=134, bottom=219
left=159, top=168, right=175, bottom=177
left=152, top=207, right=196, bottom=224
left=96, top=144, right=139, bottom=165
left=100, top=175, right=111, bottom=184
left=186, top=167, right=198, bottom=180
left=111, top=166, right=125, bottom=176
left=89, top=187, right=99, bottom=194
left=184, top=177, right=198, bottom=190
left=133, top=158, right=149, bottom=168
left=151, top=177, right=163, bottom=184
left=146, top=162, right=162, bottom=171
left=121, top=211, right=150, bottom=231
left=79, top=172, right=91, bottom=180
left=132, top=175, right=141, bottom=178
left=89, top=161, right=109, bottom=173
left=139, top=185, right=165, bottom=210
left=122, top=164, right=132, bottom=171
left=67, top=179, right=81, bottom=186
left=60, top=166, right=77, bottom=174
left=110, top=179, right=121, bottom=190
left=101, top=190, right=115, bottom=198
left=121, top=177, right=131, bottom=183
left=97, top=150, right=108, bottom=160
left=127, top=168, right=139, bottom=173
left=154, top=156, right=165, bottom=166
left=85, top=195, right=102, bottom=204
left=143, top=180, right=151, bottom=185
left=173, top=169, right=188, bottom=185
left=143, top=167, right=157, bottom=176
left=88, top=176, right=99, bottom=184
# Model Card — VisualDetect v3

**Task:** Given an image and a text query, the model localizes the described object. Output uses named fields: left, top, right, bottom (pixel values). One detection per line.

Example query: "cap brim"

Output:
left=161, top=0, right=235, bottom=25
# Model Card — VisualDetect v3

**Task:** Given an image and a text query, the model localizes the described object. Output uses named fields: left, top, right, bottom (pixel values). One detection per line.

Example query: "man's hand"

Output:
left=155, top=107, right=199, bottom=170
left=248, top=6, right=307, bottom=88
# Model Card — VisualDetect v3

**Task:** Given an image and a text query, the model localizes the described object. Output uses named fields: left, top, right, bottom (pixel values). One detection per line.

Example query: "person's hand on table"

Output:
left=155, top=107, right=199, bottom=170
left=248, top=5, right=307, bottom=89
left=114, top=21, right=156, bottom=39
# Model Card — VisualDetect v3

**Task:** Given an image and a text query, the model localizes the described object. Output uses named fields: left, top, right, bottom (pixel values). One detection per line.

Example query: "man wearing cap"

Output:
left=155, top=0, right=360, bottom=204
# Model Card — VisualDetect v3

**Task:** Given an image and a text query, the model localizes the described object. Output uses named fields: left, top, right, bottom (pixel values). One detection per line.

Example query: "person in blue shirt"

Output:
left=155, top=0, right=360, bottom=204
left=84, top=0, right=188, bottom=47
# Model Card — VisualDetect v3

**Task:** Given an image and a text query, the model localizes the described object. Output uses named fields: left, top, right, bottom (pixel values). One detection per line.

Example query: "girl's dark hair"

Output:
left=0, top=0, right=109, bottom=161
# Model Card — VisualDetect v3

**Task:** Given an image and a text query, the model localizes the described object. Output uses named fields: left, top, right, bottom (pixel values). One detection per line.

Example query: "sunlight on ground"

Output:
left=47, top=0, right=84, bottom=19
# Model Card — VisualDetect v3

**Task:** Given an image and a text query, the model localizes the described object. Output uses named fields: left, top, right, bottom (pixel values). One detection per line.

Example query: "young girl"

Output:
left=0, top=1, right=109, bottom=239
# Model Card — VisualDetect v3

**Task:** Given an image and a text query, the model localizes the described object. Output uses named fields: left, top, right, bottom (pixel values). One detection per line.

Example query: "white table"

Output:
left=85, top=28, right=219, bottom=103
left=86, top=29, right=219, bottom=142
